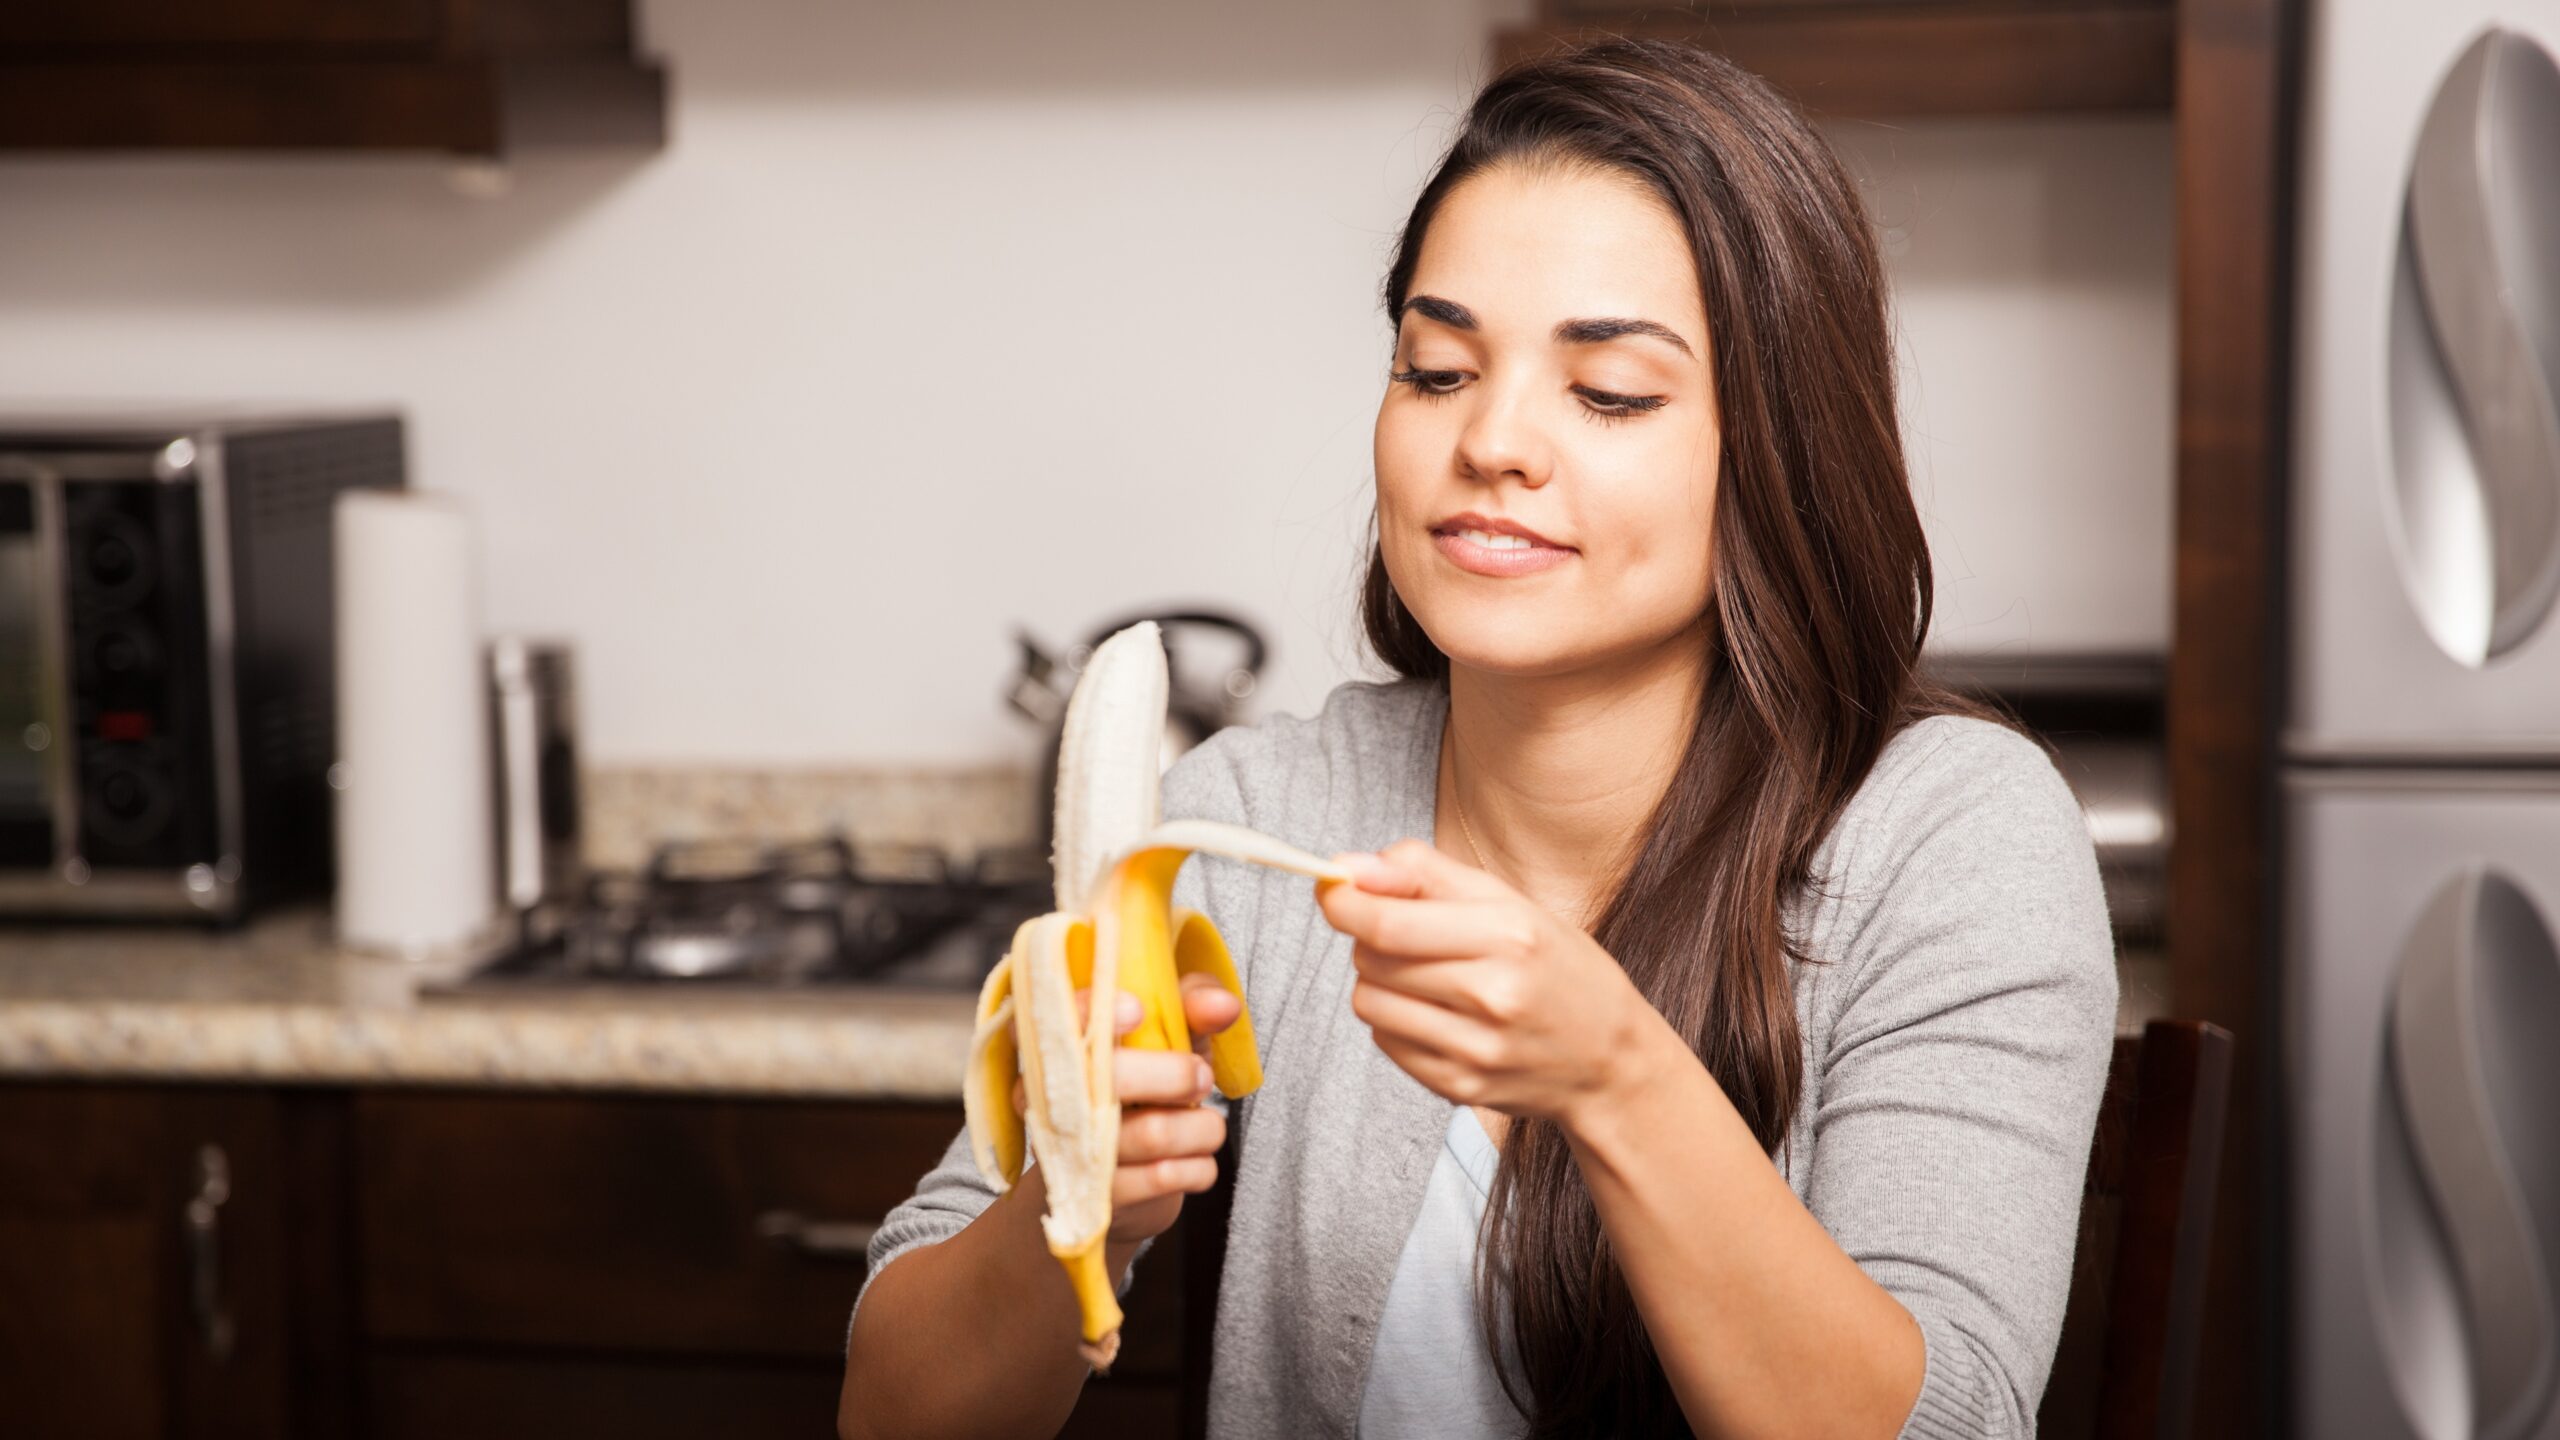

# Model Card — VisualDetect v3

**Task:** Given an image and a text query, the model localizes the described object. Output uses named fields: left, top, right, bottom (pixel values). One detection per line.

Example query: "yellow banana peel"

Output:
left=963, top=622, right=1347, bottom=1372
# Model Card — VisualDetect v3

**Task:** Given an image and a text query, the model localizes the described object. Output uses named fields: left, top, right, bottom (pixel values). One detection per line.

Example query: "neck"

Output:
left=1440, top=635, right=1705, bottom=923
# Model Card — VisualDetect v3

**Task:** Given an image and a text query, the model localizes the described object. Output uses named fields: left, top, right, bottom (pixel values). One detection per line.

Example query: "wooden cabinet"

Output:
left=354, top=1092, right=952, bottom=1359
left=0, top=1086, right=302, bottom=1440
left=0, top=1082, right=1189, bottom=1439
left=0, top=2, right=444, bottom=49
left=0, top=0, right=665, bottom=155
left=1497, top=0, right=2174, bottom=118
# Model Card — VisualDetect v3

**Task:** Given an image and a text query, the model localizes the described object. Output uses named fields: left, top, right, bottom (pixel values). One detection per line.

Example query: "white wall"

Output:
left=1828, top=118, right=2175, bottom=659
left=0, top=0, right=2170, bottom=766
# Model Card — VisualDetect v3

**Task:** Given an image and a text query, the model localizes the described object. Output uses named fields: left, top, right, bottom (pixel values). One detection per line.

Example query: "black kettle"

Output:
left=1004, top=609, right=1268, bottom=876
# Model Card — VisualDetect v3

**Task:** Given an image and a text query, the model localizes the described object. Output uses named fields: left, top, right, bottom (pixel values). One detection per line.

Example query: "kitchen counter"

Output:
left=0, top=909, right=976, bottom=1100
left=2, top=905, right=2167, bottom=1097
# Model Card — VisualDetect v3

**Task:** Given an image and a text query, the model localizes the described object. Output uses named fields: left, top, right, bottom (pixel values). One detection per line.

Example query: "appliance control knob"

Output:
left=91, top=623, right=160, bottom=681
left=84, top=762, right=174, bottom=847
left=90, top=535, right=136, bottom=584
left=102, top=770, right=147, bottom=815
left=77, top=514, right=155, bottom=608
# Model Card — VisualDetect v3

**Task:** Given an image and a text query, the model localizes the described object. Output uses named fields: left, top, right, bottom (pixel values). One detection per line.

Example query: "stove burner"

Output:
left=633, top=917, right=780, bottom=979
left=449, top=831, right=1056, bottom=993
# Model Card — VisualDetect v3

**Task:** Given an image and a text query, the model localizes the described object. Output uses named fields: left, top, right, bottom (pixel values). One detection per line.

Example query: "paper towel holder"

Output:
left=486, top=635, right=583, bottom=949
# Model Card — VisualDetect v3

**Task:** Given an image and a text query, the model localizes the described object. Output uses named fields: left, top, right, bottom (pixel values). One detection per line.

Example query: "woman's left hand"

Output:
left=1315, top=838, right=1657, bottom=1124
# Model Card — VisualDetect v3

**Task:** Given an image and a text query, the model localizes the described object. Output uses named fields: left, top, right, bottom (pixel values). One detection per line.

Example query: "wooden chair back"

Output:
left=1180, top=1017, right=2236, bottom=1440
left=2039, top=1018, right=2236, bottom=1440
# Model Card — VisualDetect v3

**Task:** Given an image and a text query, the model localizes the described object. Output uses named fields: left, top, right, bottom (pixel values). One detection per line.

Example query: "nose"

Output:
left=1453, top=377, right=1551, bottom=489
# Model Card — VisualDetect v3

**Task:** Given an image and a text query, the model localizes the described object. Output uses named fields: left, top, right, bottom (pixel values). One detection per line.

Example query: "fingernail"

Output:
left=1115, top=992, right=1142, bottom=1026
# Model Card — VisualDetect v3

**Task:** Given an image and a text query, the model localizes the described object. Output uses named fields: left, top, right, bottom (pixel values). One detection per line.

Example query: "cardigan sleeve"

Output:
left=843, top=730, right=1258, bottom=1349
left=1800, top=719, right=2119, bottom=1439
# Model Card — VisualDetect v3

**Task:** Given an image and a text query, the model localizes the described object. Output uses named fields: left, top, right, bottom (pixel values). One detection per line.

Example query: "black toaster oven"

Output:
left=0, top=411, right=405, bottom=921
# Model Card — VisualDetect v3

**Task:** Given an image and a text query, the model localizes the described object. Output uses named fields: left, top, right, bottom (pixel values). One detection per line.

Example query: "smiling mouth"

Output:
left=1444, top=526, right=1545, bottom=551
left=1428, top=514, right=1573, bottom=551
left=1430, top=526, right=1577, bottom=576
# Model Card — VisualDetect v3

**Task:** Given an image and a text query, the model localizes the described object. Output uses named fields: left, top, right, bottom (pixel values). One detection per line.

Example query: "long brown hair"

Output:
left=1362, top=38, right=1996, bottom=1436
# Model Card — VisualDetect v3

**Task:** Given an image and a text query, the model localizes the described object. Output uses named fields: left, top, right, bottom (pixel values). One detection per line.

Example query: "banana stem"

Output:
left=1060, top=1239, right=1126, bottom=1371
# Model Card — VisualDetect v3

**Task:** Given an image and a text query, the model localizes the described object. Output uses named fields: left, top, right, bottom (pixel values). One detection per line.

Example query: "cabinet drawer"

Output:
left=367, top=1351, right=1178, bottom=1440
left=355, top=1092, right=962, bottom=1360
left=366, top=1351, right=841, bottom=1440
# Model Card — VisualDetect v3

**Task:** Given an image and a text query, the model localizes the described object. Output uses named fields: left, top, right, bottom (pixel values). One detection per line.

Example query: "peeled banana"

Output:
left=965, top=620, right=1347, bottom=1372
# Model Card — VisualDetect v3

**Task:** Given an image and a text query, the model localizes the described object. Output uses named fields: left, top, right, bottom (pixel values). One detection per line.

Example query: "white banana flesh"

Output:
left=965, top=621, right=1350, bottom=1371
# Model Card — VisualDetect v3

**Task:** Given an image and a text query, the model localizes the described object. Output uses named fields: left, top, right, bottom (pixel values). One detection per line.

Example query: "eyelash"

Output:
left=1388, top=367, right=1667, bottom=425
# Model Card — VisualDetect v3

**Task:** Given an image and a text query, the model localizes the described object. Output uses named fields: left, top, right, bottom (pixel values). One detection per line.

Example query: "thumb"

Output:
left=1337, top=839, right=1491, bottom=900
left=1180, top=970, right=1244, bottom=1038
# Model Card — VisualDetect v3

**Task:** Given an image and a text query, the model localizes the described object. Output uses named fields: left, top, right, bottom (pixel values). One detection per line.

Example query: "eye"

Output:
left=1574, top=386, right=1668, bottom=426
left=1389, top=366, right=1464, bottom=399
left=1387, top=367, right=1670, bottom=425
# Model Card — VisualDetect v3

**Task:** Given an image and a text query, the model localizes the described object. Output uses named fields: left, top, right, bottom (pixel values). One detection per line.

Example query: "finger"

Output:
left=1351, top=975, right=1490, bottom=1065
left=1180, top=970, right=1243, bottom=1042
left=1371, top=1031, right=1483, bottom=1106
left=1113, top=1155, right=1219, bottom=1208
left=1116, top=1046, right=1214, bottom=1107
left=1118, top=1103, right=1226, bottom=1165
left=1318, top=887, right=1524, bottom=959
left=1330, top=849, right=1427, bottom=899
left=1111, top=1191, right=1183, bottom=1241
left=1333, top=839, right=1507, bottom=901
left=1072, top=986, right=1145, bottom=1038
left=1351, top=940, right=1502, bottom=1015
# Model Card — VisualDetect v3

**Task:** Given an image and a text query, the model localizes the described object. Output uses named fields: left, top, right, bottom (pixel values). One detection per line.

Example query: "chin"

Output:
left=1410, top=602, right=1592, bottom=677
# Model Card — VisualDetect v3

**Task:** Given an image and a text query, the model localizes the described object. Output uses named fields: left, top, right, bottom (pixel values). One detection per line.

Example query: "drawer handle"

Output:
left=185, top=1143, right=236, bottom=1362
left=756, top=1209, right=879, bottom=1262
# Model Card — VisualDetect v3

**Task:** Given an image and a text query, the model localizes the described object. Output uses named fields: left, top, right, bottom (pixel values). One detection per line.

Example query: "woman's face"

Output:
left=1374, top=161, right=1722, bottom=679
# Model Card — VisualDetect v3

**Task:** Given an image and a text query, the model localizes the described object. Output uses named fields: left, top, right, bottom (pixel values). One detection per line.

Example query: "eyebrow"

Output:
left=1399, top=293, right=1697, bottom=361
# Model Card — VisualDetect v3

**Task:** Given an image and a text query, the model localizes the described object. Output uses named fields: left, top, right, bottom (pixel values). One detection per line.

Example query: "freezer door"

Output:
left=2289, top=773, right=2560, bottom=1439
left=2292, top=2, right=2560, bottom=760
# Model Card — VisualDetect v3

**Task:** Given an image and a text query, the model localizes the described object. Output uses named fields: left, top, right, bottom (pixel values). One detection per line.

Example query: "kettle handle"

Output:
left=1077, top=609, right=1267, bottom=683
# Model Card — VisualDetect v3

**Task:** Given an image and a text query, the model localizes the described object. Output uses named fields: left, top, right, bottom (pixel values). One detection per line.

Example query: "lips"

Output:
left=1430, top=511, right=1571, bottom=550
left=1433, top=515, right=1566, bottom=576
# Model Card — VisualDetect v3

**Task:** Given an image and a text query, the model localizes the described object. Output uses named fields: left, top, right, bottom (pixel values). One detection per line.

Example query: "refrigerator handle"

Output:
left=2393, top=29, right=2560, bottom=665
left=2384, top=866, right=2560, bottom=1437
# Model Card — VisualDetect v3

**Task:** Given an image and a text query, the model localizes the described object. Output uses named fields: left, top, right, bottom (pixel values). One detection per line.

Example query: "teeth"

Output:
left=1457, top=528, right=1534, bottom=550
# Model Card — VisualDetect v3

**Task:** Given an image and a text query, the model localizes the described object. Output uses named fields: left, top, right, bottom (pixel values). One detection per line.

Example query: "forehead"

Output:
left=1407, top=162, right=1705, bottom=343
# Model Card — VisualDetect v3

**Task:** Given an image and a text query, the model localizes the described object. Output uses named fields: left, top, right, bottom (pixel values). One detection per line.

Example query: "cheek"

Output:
left=1372, top=401, right=1437, bottom=500
left=1371, top=406, right=1445, bottom=560
left=1596, top=444, right=1718, bottom=605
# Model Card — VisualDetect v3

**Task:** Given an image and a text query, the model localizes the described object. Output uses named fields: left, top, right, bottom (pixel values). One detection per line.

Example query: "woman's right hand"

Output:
left=1010, top=970, right=1242, bottom=1246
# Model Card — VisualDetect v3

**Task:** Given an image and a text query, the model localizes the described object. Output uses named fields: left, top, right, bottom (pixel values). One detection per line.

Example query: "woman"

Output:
left=840, top=37, right=2115, bottom=1440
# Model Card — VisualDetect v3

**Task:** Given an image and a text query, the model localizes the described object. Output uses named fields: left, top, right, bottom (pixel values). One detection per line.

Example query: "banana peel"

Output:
left=964, top=622, right=1349, bottom=1371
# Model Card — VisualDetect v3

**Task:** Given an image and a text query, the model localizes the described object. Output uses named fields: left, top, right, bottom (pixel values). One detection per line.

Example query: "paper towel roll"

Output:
left=333, top=490, right=492, bottom=958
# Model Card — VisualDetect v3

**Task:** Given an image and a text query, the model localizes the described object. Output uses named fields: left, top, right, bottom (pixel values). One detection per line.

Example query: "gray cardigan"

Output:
left=851, top=676, right=2118, bottom=1438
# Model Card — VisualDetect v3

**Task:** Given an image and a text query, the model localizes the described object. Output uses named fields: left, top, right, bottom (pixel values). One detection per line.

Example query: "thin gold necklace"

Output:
left=1446, top=715, right=1497, bottom=877
left=1447, top=714, right=1598, bottom=929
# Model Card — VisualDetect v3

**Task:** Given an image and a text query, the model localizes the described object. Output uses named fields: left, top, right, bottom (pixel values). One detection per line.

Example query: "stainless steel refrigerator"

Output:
left=2289, top=3, right=2560, bottom=1437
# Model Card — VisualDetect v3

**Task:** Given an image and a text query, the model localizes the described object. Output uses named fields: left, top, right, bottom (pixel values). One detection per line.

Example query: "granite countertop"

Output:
left=0, top=908, right=977, bottom=1101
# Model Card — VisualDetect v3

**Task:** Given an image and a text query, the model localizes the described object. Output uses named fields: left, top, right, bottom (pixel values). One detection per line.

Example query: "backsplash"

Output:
left=580, top=764, right=1041, bottom=870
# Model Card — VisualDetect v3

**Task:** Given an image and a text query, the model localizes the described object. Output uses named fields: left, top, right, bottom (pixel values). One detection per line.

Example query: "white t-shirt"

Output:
left=1356, top=1105, right=1531, bottom=1438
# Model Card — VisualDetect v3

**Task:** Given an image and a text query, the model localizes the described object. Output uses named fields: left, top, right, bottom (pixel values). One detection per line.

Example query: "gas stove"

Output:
left=430, top=832, right=1054, bottom=995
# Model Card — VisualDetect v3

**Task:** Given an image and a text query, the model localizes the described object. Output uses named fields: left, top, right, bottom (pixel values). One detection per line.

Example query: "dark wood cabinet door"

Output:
left=0, top=0, right=661, bottom=154
left=0, top=1082, right=1193, bottom=1439
left=0, top=0, right=441, bottom=51
left=361, top=1352, right=1177, bottom=1440
left=354, top=1091, right=963, bottom=1359
left=354, top=1090, right=1191, bottom=1437
left=0, top=1083, right=294, bottom=1440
